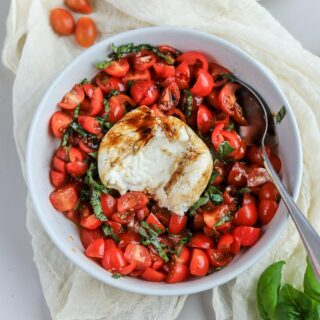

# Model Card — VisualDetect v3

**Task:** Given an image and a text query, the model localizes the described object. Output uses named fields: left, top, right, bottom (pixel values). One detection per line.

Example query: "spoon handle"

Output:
left=262, top=147, right=320, bottom=282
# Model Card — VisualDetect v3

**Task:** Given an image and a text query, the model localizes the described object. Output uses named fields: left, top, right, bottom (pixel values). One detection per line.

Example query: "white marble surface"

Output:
left=0, top=0, right=319, bottom=319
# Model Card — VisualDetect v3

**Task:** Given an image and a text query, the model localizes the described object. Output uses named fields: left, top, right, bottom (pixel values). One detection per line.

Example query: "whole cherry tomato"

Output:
left=258, top=200, right=279, bottom=225
left=50, top=8, right=75, bottom=36
left=168, top=214, right=188, bottom=234
left=190, top=248, right=209, bottom=276
left=259, top=182, right=279, bottom=201
left=65, top=0, right=93, bottom=14
left=75, top=17, right=97, bottom=48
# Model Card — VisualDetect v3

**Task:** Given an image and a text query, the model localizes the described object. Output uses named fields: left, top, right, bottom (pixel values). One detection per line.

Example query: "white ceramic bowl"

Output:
left=26, top=27, right=303, bottom=296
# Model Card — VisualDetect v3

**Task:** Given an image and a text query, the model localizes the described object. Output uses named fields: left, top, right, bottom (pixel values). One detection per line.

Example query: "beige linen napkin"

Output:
left=3, top=0, right=320, bottom=319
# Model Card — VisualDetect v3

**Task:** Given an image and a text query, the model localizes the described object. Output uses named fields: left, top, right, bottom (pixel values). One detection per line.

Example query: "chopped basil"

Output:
left=218, top=141, right=235, bottom=158
left=206, top=185, right=224, bottom=204
left=176, top=233, right=192, bottom=257
left=75, top=187, right=91, bottom=211
left=80, top=78, right=90, bottom=84
left=189, top=195, right=209, bottom=216
left=95, top=116, right=113, bottom=131
left=181, top=90, right=193, bottom=119
left=60, top=127, right=72, bottom=147
left=208, top=171, right=219, bottom=185
left=69, top=121, right=88, bottom=137
left=102, top=223, right=120, bottom=242
left=238, top=187, right=251, bottom=194
left=226, top=121, right=235, bottom=131
left=107, top=90, right=121, bottom=98
left=214, top=214, right=232, bottom=228
left=73, top=105, right=80, bottom=118
left=85, top=162, right=109, bottom=194
left=90, top=189, right=107, bottom=221
left=111, top=273, right=122, bottom=279
left=221, top=73, right=237, bottom=82
left=89, top=151, right=98, bottom=159
left=96, top=60, right=113, bottom=69
left=126, top=80, right=134, bottom=87
left=275, top=106, right=286, bottom=124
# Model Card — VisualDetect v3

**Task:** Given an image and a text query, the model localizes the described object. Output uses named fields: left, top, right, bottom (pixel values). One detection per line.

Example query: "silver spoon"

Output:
left=234, top=77, right=320, bottom=281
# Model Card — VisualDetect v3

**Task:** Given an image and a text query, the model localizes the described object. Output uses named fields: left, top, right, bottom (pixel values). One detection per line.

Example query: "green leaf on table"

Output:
left=257, top=260, right=285, bottom=320
left=304, top=257, right=320, bottom=303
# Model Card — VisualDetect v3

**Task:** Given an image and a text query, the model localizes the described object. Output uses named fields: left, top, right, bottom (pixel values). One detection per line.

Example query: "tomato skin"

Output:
left=68, top=147, right=84, bottom=162
left=49, top=184, right=78, bottom=212
left=80, top=228, right=103, bottom=249
left=233, top=226, right=261, bottom=246
left=50, top=170, right=67, bottom=187
left=65, top=0, right=93, bottom=14
left=106, top=220, right=122, bottom=235
left=191, top=69, right=214, bottom=97
left=130, top=80, right=159, bottom=105
left=233, top=203, right=258, bottom=226
left=206, top=248, right=234, bottom=267
left=85, top=238, right=105, bottom=258
left=173, top=246, right=190, bottom=265
left=136, top=207, right=150, bottom=221
left=75, top=17, right=97, bottom=48
left=100, top=193, right=117, bottom=218
left=66, top=161, right=88, bottom=177
left=217, top=82, right=240, bottom=115
left=227, top=162, right=248, bottom=186
left=217, top=233, right=234, bottom=253
left=141, top=267, right=166, bottom=282
left=82, top=83, right=94, bottom=98
left=87, top=87, right=103, bottom=116
left=80, top=214, right=102, bottom=230
left=102, top=247, right=126, bottom=272
left=209, top=63, right=231, bottom=88
left=188, top=233, right=214, bottom=249
left=190, top=249, right=209, bottom=276
left=146, top=213, right=166, bottom=234
left=133, top=50, right=157, bottom=71
left=111, top=212, right=135, bottom=225
left=270, top=154, right=282, bottom=173
left=246, top=145, right=271, bottom=166
left=50, top=111, right=73, bottom=138
left=154, top=210, right=171, bottom=227
left=175, top=61, right=190, bottom=89
left=153, top=62, right=175, bottom=78
left=193, top=212, right=205, bottom=230
left=247, top=167, right=271, bottom=187
left=119, top=262, right=137, bottom=275
left=203, top=204, right=230, bottom=229
left=96, top=73, right=125, bottom=93
left=158, top=82, right=180, bottom=111
left=117, top=192, right=149, bottom=213
left=197, top=104, right=214, bottom=134
left=259, top=182, right=279, bottom=201
left=243, top=193, right=257, bottom=206
left=108, top=94, right=135, bottom=123
left=124, top=244, right=152, bottom=270
left=177, top=51, right=209, bottom=71
left=77, top=116, right=101, bottom=135
left=168, top=214, right=188, bottom=234
left=166, top=263, right=189, bottom=283
left=58, top=84, right=85, bottom=110
left=104, top=58, right=130, bottom=77
left=50, top=8, right=75, bottom=36
left=258, top=200, right=279, bottom=225
left=122, top=69, right=151, bottom=83
left=52, top=156, right=66, bottom=173
left=119, top=232, right=141, bottom=250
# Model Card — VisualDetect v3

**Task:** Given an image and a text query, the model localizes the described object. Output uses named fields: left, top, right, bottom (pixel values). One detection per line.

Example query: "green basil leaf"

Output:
left=275, top=106, right=286, bottom=124
left=85, top=162, right=109, bottom=194
left=275, top=284, right=320, bottom=320
left=181, top=90, right=193, bottom=119
left=60, top=127, right=72, bottom=147
left=304, top=257, right=320, bottom=303
left=206, top=185, right=223, bottom=204
left=96, top=60, right=113, bottom=69
left=75, top=187, right=91, bottom=211
left=189, top=195, right=209, bottom=216
left=257, top=260, right=285, bottom=320
left=221, top=73, right=237, bottom=82
left=80, top=78, right=90, bottom=84
left=218, top=141, right=235, bottom=158
left=214, top=214, right=232, bottom=228
left=238, top=187, right=251, bottom=194
left=111, top=273, right=122, bottom=279
left=73, top=105, right=80, bottom=118
left=90, top=189, right=107, bottom=221
left=102, top=223, right=120, bottom=242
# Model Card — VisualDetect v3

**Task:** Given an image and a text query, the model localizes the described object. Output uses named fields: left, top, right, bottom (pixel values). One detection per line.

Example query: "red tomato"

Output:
left=243, top=193, right=257, bottom=206
left=233, top=226, right=261, bottom=246
left=106, top=220, right=122, bottom=235
left=141, top=267, right=166, bottom=282
left=213, top=111, right=230, bottom=128
left=85, top=238, right=105, bottom=258
left=191, top=69, right=214, bottom=97
left=136, top=207, right=150, bottom=221
left=233, top=203, right=258, bottom=226
left=103, top=58, right=130, bottom=77
left=66, top=161, right=88, bottom=177
left=154, top=210, right=171, bottom=227
left=190, top=249, right=209, bottom=276
left=259, top=182, right=279, bottom=201
left=130, top=80, right=159, bottom=105
left=119, top=232, right=141, bottom=250
left=270, top=154, right=282, bottom=173
left=119, top=262, right=137, bottom=275
left=209, top=63, right=231, bottom=88
left=227, top=162, right=248, bottom=186
left=151, top=254, right=164, bottom=270
left=146, top=213, right=166, bottom=234
left=50, top=111, right=73, bottom=138
left=211, top=160, right=225, bottom=186
left=49, top=184, right=78, bottom=212
left=175, top=61, right=190, bottom=89
left=197, top=104, right=214, bottom=134
left=102, top=247, right=126, bottom=272
left=82, top=83, right=94, bottom=98
left=80, top=214, right=102, bottom=230
left=247, top=167, right=271, bottom=187
left=78, top=139, right=95, bottom=153
left=100, top=193, right=117, bottom=218
left=188, top=233, right=214, bottom=249
left=232, top=103, right=248, bottom=125
left=166, top=263, right=189, bottom=283
left=111, top=212, right=135, bottom=225
left=64, top=209, right=79, bottom=224
left=64, top=0, right=92, bottom=14
left=246, top=145, right=271, bottom=166
left=86, top=87, right=103, bottom=116
left=206, top=248, right=234, bottom=267
left=153, top=62, right=175, bottom=78
left=230, top=233, right=241, bottom=254
left=157, top=45, right=181, bottom=56
left=68, top=147, right=84, bottom=162
left=168, top=214, right=188, bottom=234
left=122, top=69, right=151, bottom=83
left=75, top=17, right=97, bottom=48
left=232, top=140, right=247, bottom=160
left=124, top=244, right=152, bottom=270
left=77, top=116, right=101, bottom=135
left=50, top=170, right=66, bottom=187
left=158, top=82, right=180, bottom=111
left=50, top=8, right=75, bottom=36
left=58, top=84, right=85, bottom=110
left=193, top=212, right=205, bottom=230
left=96, top=72, right=125, bottom=93
left=177, top=51, right=209, bottom=71
left=258, top=200, right=278, bottom=225
left=166, top=108, right=187, bottom=122
left=217, top=233, right=234, bottom=253
left=133, top=50, right=157, bottom=71
left=80, top=227, right=103, bottom=249
left=52, top=156, right=66, bottom=173
left=117, top=191, right=149, bottom=213
left=55, top=147, right=68, bottom=161
left=217, top=82, right=241, bottom=115
left=173, top=246, right=191, bottom=265
left=203, top=204, right=230, bottom=229
left=151, top=104, right=165, bottom=117
left=108, top=94, right=136, bottom=123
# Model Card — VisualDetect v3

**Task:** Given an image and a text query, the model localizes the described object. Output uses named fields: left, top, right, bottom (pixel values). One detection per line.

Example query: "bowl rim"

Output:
left=26, top=26, right=303, bottom=296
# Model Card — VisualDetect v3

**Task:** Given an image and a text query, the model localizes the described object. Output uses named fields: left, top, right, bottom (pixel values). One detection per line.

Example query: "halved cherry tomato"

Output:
left=124, top=244, right=152, bottom=270
left=203, top=204, right=230, bottom=229
left=259, top=182, right=279, bottom=201
left=119, top=232, right=141, bottom=250
left=209, top=63, right=231, bottom=88
left=173, top=246, right=190, bottom=265
left=130, top=80, right=159, bottom=105
left=166, top=263, right=189, bottom=283
left=64, top=209, right=80, bottom=224
left=52, top=156, right=66, bottom=173
left=151, top=104, right=165, bottom=117
left=154, top=209, right=171, bottom=227
left=85, top=238, right=105, bottom=258
left=246, top=145, right=271, bottom=166
left=50, top=111, right=73, bottom=138
left=190, top=249, right=209, bottom=276
left=75, top=17, right=97, bottom=48
left=122, top=69, right=151, bottom=83
left=233, top=203, right=258, bottom=226
left=96, top=73, right=125, bottom=93
left=80, top=227, right=103, bottom=249
left=191, top=69, right=214, bottom=97
left=217, top=233, right=234, bottom=253
left=193, top=212, right=205, bottom=230
left=141, top=267, right=166, bottom=282
left=213, top=111, right=230, bottom=128
left=146, top=213, right=166, bottom=234
left=68, top=147, right=84, bottom=162
left=65, top=0, right=93, bottom=14
left=133, top=50, right=157, bottom=71
left=232, top=140, right=247, bottom=160
left=168, top=214, right=188, bottom=234
left=197, top=104, right=214, bottom=134
left=77, top=116, right=101, bottom=135
left=82, top=83, right=94, bottom=98
left=227, top=162, right=248, bottom=186
left=102, top=247, right=126, bottom=272
left=106, top=220, right=122, bottom=235
left=232, top=102, right=248, bottom=125
left=153, top=62, right=175, bottom=78
left=50, top=8, right=75, bottom=36
left=217, top=82, right=241, bottom=115
left=78, top=139, right=95, bottom=153
left=175, top=61, right=190, bottom=89
left=233, top=226, right=261, bottom=246
left=103, top=58, right=130, bottom=77
left=151, top=255, right=164, bottom=270
left=111, top=212, right=135, bottom=225
left=86, top=87, right=103, bottom=116
left=177, top=51, right=209, bottom=71
left=157, top=45, right=181, bottom=56
left=66, top=161, right=88, bottom=177
left=188, top=233, right=214, bottom=249
left=247, top=167, right=271, bottom=187
left=50, top=170, right=67, bottom=187
left=119, top=262, right=137, bottom=275
left=166, top=108, right=186, bottom=122
left=100, top=193, right=117, bottom=218
left=136, top=207, right=149, bottom=221
left=108, top=94, right=136, bottom=123
left=211, top=160, right=225, bottom=186
left=80, top=214, right=102, bottom=230
left=49, top=184, right=78, bottom=212
left=158, top=82, right=180, bottom=111
left=58, top=84, right=85, bottom=110
left=206, top=248, right=234, bottom=267
left=117, top=191, right=149, bottom=213
left=258, top=200, right=278, bottom=225
left=55, top=147, right=68, bottom=161
left=270, top=154, right=282, bottom=173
